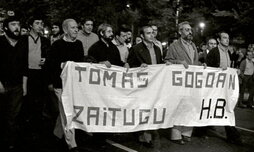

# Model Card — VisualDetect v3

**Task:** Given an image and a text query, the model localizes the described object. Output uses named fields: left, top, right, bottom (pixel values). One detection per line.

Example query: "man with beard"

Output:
left=164, top=21, right=199, bottom=145
left=0, top=15, right=28, bottom=151
left=125, top=28, right=132, bottom=49
left=88, top=23, right=129, bottom=68
left=77, top=18, right=99, bottom=56
left=206, top=31, right=243, bottom=145
left=50, top=22, right=63, bottom=44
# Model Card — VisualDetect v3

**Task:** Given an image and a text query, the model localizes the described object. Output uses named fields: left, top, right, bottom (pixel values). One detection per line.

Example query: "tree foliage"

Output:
left=1, top=0, right=254, bottom=44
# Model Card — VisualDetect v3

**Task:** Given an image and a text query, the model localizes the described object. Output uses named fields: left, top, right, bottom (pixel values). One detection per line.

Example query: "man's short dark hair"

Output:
left=216, top=31, right=228, bottom=40
left=140, top=26, right=151, bottom=35
left=81, top=18, right=94, bottom=25
left=3, top=15, right=20, bottom=29
left=28, top=15, right=43, bottom=26
left=115, top=27, right=128, bottom=36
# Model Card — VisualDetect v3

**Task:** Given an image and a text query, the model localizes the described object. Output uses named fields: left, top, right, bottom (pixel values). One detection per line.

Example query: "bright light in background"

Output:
left=44, top=28, right=49, bottom=34
left=199, top=22, right=205, bottom=29
left=162, top=42, right=167, bottom=46
left=126, top=4, right=130, bottom=8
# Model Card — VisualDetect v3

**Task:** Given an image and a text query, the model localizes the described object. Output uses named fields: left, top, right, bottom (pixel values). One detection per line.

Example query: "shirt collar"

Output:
left=218, top=44, right=228, bottom=52
left=181, top=38, right=192, bottom=46
left=63, top=35, right=76, bottom=42
left=5, top=34, right=18, bottom=46
left=143, top=40, right=154, bottom=49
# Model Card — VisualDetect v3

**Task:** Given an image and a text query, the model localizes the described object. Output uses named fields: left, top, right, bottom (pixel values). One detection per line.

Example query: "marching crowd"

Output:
left=0, top=12, right=254, bottom=152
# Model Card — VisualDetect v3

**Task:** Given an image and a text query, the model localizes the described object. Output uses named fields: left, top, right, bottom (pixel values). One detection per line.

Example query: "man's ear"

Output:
left=100, top=31, right=104, bottom=37
left=141, top=34, right=144, bottom=39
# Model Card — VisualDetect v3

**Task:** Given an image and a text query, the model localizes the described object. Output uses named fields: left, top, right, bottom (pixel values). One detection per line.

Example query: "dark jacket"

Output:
left=0, top=35, right=28, bottom=86
left=127, top=42, right=163, bottom=68
left=88, top=40, right=124, bottom=67
left=206, top=47, right=232, bottom=68
left=46, top=38, right=84, bottom=88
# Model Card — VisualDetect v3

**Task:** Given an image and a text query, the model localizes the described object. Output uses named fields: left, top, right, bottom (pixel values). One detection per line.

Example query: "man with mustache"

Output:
left=0, top=15, right=28, bottom=151
left=88, top=23, right=129, bottom=68
left=165, top=21, right=199, bottom=145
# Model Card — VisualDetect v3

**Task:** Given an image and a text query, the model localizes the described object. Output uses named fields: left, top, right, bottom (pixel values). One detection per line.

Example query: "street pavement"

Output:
left=1, top=107, right=254, bottom=152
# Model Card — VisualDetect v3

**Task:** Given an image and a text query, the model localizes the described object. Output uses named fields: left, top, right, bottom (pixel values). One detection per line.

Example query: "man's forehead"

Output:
left=209, top=39, right=216, bottom=43
left=144, top=27, right=153, bottom=32
left=34, top=20, right=43, bottom=23
left=85, top=21, right=93, bottom=25
left=106, top=26, right=112, bottom=31
left=221, top=33, right=229, bottom=37
left=182, top=24, right=191, bottom=28
left=9, top=21, right=20, bottom=24
left=68, top=21, right=77, bottom=26
left=151, top=25, right=157, bottom=30
left=120, top=31, right=127, bottom=35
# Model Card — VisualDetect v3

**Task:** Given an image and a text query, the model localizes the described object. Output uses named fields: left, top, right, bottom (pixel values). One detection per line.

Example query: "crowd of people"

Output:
left=0, top=12, right=254, bottom=152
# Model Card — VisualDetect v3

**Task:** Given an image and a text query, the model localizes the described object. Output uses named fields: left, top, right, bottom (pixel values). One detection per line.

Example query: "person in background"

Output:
left=134, top=36, right=142, bottom=45
left=0, top=15, right=28, bottom=151
left=238, top=50, right=254, bottom=108
left=151, top=25, right=163, bottom=56
left=199, top=38, right=217, bottom=64
left=112, top=28, right=129, bottom=63
left=77, top=18, right=99, bottom=57
left=20, top=25, right=29, bottom=36
left=50, top=22, right=63, bottom=44
left=125, top=28, right=133, bottom=49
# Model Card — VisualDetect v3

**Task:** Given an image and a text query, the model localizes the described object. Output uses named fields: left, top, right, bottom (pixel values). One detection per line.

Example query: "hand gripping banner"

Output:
left=61, top=61, right=239, bottom=133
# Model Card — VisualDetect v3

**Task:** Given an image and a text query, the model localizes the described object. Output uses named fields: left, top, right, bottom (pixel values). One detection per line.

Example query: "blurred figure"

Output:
left=248, top=43, right=254, bottom=52
left=199, top=38, right=217, bottom=64
left=20, top=25, right=29, bottom=35
left=112, top=28, right=129, bottom=63
left=151, top=25, right=163, bottom=55
left=77, top=18, right=99, bottom=56
left=239, top=50, right=254, bottom=108
left=125, top=28, right=132, bottom=49
left=134, top=36, right=142, bottom=45
left=50, top=22, right=63, bottom=44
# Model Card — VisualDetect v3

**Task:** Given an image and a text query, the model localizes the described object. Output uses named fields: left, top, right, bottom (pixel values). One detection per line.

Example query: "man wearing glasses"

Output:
left=165, top=21, right=199, bottom=144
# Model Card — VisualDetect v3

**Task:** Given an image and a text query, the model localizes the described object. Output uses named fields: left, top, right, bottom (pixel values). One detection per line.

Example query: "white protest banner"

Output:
left=61, top=61, right=239, bottom=133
